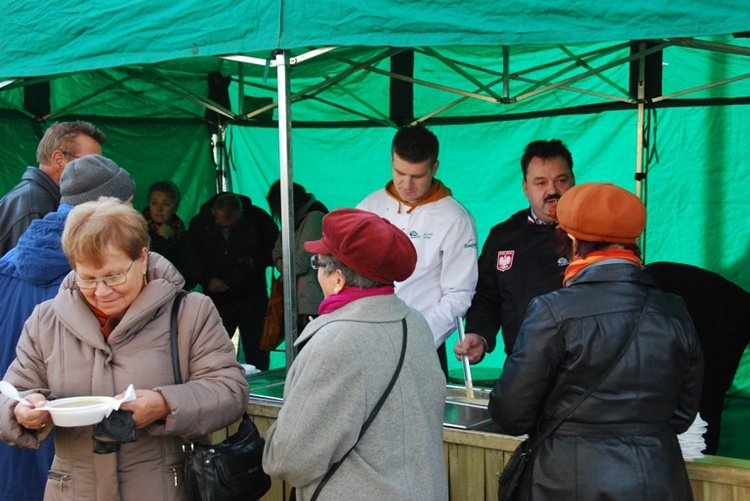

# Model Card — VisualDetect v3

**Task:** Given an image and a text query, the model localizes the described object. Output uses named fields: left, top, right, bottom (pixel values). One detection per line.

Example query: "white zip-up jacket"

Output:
left=358, top=189, right=478, bottom=347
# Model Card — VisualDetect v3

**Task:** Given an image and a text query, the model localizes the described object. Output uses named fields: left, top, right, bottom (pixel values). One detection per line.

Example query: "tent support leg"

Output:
left=213, top=126, right=231, bottom=193
left=635, top=41, right=647, bottom=257
left=275, top=50, right=299, bottom=371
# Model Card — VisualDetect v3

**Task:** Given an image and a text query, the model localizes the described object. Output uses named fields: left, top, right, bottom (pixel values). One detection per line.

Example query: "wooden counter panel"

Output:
left=248, top=401, right=750, bottom=500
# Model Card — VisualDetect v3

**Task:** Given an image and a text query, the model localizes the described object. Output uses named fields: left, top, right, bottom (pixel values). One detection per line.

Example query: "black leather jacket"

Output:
left=490, top=261, right=703, bottom=500
left=0, top=167, right=60, bottom=257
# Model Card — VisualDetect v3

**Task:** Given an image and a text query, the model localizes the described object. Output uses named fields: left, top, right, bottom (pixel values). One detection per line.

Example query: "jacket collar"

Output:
left=566, top=260, right=656, bottom=288
left=22, top=166, right=60, bottom=199
left=296, top=294, right=410, bottom=346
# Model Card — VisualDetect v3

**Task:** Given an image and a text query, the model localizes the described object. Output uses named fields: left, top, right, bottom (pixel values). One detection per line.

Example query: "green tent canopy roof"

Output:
left=2, top=0, right=750, bottom=78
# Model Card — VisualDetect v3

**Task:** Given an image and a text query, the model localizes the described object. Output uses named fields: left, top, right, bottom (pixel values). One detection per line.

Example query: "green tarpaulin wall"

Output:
left=2, top=0, right=750, bottom=456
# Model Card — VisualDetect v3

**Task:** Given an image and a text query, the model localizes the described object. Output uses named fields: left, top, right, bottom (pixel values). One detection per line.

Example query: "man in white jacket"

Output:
left=357, top=124, right=478, bottom=376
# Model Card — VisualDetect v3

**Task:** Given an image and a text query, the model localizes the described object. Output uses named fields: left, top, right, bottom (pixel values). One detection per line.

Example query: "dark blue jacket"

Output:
left=0, top=205, right=71, bottom=501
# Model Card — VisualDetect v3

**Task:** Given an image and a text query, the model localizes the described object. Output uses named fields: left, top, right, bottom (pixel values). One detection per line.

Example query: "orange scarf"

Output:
left=385, top=179, right=452, bottom=214
left=563, top=249, right=643, bottom=287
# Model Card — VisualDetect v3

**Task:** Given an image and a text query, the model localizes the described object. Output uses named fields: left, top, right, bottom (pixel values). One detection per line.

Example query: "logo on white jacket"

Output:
left=497, top=251, right=514, bottom=272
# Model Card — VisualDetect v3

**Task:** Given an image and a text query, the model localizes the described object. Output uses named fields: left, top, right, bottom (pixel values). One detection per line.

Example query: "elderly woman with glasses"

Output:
left=263, top=208, right=449, bottom=500
left=0, top=198, right=249, bottom=500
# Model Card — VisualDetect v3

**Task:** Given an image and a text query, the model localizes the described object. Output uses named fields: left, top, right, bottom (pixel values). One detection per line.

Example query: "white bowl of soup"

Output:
left=44, top=396, right=114, bottom=427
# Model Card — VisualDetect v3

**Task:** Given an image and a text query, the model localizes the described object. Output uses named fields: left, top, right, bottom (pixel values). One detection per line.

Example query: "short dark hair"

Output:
left=521, top=139, right=573, bottom=179
left=36, top=121, right=106, bottom=165
left=574, top=240, right=641, bottom=260
left=213, top=193, right=242, bottom=212
left=266, top=181, right=312, bottom=222
left=391, top=124, right=439, bottom=166
left=147, top=181, right=181, bottom=209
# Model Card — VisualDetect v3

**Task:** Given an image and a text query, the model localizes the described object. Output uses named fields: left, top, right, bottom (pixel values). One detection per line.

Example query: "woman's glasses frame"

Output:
left=74, top=260, right=136, bottom=290
left=310, top=255, right=325, bottom=270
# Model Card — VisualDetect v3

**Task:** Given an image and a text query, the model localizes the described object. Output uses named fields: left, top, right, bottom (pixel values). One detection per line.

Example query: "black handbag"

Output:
left=170, top=291, right=272, bottom=501
left=497, top=439, right=531, bottom=501
left=497, top=291, right=652, bottom=501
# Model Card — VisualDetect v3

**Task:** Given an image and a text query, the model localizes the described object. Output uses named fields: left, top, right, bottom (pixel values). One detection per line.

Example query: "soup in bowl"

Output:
left=44, top=396, right=113, bottom=427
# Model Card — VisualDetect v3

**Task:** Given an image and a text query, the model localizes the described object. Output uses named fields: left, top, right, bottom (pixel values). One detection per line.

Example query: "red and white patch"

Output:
left=497, top=250, right=514, bottom=272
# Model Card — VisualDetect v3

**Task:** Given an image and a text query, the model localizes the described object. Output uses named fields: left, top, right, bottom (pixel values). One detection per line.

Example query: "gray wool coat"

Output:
left=0, top=253, right=248, bottom=501
left=263, top=294, right=448, bottom=501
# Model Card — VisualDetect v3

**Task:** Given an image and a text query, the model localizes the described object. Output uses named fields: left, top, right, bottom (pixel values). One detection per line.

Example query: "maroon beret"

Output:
left=304, top=208, right=417, bottom=284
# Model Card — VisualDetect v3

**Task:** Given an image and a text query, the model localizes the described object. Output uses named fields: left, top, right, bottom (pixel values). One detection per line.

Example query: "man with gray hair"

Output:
left=0, top=120, right=105, bottom=256
left=0, top=154, right=134, bottom=501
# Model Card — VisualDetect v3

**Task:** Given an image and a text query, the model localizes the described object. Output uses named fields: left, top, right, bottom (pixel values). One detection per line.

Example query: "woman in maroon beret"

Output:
left=490, top=182, right=703, bottom=500
left=263, top=208, right=449, bottom=500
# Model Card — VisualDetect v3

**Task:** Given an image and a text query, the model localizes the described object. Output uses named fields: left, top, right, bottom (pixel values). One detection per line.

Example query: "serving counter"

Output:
left=247, top=373, right=750, bottom=500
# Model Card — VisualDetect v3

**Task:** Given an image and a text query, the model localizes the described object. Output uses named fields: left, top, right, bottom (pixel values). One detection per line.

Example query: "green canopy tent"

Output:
left=2, top=0, right=750, bottom=454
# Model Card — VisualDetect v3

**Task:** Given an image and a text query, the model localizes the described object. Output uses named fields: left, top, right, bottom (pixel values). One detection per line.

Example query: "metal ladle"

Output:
left=455, top=317, right=475, bottom=400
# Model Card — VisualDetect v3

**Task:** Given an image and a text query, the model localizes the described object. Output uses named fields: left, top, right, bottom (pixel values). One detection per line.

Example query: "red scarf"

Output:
left=385, top=179, right=452, bottom=214
left=86, top=303, right=121, bottom=340
left=318, top=285, right=395, bottom=315
left=563, top=249, right=643, bottom=287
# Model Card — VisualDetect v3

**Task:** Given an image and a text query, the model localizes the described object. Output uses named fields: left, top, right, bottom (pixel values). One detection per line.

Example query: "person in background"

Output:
left=358, top=124, right=478, bottom=376
left=0, top=121, right=105, bottom=256
left=142, top=180, right=194, bottom=288
left=489, top=182, right=703, bottom=500
left=0, top=154, right=135, bottom=501
left=263, top=209, right=448, bottom=500
left=0, top=198, right=248, bottom=500
left=644, top=261, right=750, bottom=455
left=186, top=192, right=278, bottom=369
left=266, top=180, right=329, bottom=333
left=455, top=138, right=574, bottom=363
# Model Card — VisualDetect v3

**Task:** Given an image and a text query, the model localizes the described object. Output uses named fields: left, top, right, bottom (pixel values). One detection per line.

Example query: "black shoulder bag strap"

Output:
left=310, top=318, right=408, bottom=501
left=170, top=290, right=189, bottom=384
left=525, top=289, right=653, bottom=453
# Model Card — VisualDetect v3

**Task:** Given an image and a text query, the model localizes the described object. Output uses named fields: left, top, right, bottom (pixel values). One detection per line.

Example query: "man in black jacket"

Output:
left=0, top=121, right=105, bottom=256
left=644, top=261, right=750, bottom=455
left=186, top=192, right=278, bottom=370
left=455, top=139, right=575, bottom=362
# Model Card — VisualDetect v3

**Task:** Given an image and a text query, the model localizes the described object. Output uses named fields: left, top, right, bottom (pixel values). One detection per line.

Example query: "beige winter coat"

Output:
left=0, top=253, right=248, bottom=500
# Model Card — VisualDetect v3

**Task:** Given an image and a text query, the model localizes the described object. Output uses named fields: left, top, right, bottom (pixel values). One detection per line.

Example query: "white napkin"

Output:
left=242, top=364, right=260, bottom=376
left=677, top=412, right=708, bottom=461
left=106, top=384, right=136, bottom=418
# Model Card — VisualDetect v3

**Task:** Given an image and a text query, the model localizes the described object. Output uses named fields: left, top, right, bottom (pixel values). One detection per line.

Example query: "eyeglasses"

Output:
left=310, top=255, right=325, bottom=270
left=59, top=151, right=82, bottom=160
left=74, top=260, right=136, bottom=290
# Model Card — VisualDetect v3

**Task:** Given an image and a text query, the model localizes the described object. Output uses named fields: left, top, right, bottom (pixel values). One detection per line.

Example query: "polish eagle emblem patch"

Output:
left=497, top=251, right=514, bottom=272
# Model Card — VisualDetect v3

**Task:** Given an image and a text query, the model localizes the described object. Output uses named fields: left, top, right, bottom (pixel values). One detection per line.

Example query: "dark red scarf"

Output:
left=318, top=285, right=395, bottom=315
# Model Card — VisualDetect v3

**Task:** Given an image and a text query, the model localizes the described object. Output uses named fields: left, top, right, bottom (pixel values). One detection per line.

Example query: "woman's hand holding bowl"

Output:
left=14, top=394, right=52, bottom=431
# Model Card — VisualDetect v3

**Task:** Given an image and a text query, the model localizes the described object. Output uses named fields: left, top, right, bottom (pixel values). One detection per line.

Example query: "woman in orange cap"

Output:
left=490, top=182, right=703, bottom=500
